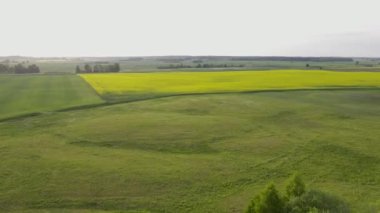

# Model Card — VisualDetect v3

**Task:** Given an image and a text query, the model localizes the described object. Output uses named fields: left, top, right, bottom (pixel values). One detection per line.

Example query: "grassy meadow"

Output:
left=0, top=69, right=379, bottom=212
left=0, top=75, right=103, bottom=120
left=0, top=90, right=379, bottom=212
left=81, top=70, right=380, bottom=101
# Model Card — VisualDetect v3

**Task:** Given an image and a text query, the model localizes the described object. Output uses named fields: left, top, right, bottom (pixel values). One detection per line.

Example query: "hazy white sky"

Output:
left=1, top=0, right=379, bottom=57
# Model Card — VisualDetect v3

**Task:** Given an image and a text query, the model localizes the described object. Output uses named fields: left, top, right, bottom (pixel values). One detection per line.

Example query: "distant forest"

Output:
left=158, top=63, right=245, bottom=69
left=228, top=56, right=354, bottom=62
left=0, top=63, right=40, bottom=74
left=76, top=63, right=120, bottom=73
left=155, top=56, right=355, bottom=63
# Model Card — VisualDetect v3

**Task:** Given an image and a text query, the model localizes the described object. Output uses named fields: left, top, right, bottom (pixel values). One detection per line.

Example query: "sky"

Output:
left=0, top=0, right=379, bottom=57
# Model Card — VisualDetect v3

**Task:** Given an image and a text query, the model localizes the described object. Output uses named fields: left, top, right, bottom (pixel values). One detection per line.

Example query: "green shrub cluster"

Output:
left=246, top=174, right=350, bottom=213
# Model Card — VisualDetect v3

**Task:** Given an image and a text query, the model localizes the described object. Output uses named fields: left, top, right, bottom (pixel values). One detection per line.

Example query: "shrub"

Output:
left=286, top=190, right=350, bottom=213
left=246, top=183, right=285, bottom=213
left=246, top=175, right=350, bottom=213
left=286, top=173, right=306, bottom=198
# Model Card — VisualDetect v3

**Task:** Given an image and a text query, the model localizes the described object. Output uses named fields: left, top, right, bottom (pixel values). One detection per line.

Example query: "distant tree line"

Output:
left=153, top=56, right=354, bottom=62
left=157, top=63, right=245, bottom=69
left=0, top=63, right=40, bottom=74
left=230, top=56, right=354, bottom=62
left=76, top=63, right=120, bottom=73
left=157, top=64, right=193, bottom=69
left=305, top=64, right=323, bottom=69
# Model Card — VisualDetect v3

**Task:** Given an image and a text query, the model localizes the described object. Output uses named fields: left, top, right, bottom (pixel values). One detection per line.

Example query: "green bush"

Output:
left=246, top=183, right=285, bottom=213
left=286, top=173, right=306, bottom=198
left=246, top=175, right=350, bottom=213
left=286, top=190, right=350, bottom=213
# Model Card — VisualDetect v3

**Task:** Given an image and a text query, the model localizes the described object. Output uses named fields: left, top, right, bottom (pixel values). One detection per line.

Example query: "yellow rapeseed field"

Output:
left=80, top=70, right=380, bottom=95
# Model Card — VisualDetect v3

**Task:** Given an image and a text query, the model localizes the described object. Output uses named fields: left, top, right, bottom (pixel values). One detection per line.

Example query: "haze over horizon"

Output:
left=1, top=0, right=379, bottom=57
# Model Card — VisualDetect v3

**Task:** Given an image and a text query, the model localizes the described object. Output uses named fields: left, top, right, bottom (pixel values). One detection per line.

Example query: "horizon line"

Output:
left=1, top=55, right=379, bottom=59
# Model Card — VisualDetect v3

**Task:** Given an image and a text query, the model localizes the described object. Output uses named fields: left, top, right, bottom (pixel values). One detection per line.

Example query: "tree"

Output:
left=256, top=184, right=285, bottom=213
left=0, top=63, right=40, bottom=74
left=287, top=190, right=350, bottom=213
left=247, top=183, right=285, bottom=213
left=0, top=64, right=10, bottom=73
left=14, top=64, right=26, bottom=74
left=27, top=64, right=40, bottom=73
left=93, top=64, right=102, bottom=73
left=285, top=173, right=305, bottom=198
left=246, top=195, right=259, bottom=213
left=75, top=63, right=119, bottom=73
left=245, top=174, right=349, bottom=213
left=114, top=63, right=120, bottom=72
left=306, top=64, right=310, bottom=68
left=84, top=64, right=92, bottom=73
left=76, top=65, right=81, bottom=73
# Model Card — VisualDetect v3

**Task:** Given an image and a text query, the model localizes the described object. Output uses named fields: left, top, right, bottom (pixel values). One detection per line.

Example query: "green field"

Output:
left=81, top=70, right=380, bottom=101
left=0, top=70, right=379, bottom=212
left=0, top=75, right=103, bottom=120
left=0, top=89, right=379, bottom=212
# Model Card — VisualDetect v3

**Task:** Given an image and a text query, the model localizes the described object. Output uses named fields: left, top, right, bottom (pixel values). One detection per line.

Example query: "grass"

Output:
left=80, top=70, right=380, bottom=101
left=0, top=74, right=103, bottom=119
left=0, top=89, right=379, bottom=212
